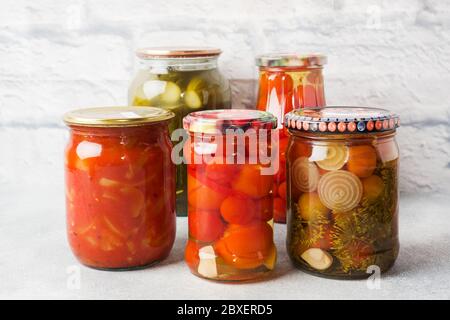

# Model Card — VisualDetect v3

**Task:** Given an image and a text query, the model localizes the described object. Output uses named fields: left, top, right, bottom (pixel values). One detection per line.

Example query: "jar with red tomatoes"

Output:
left=183, top=109, right=278, bottom=281
left=256, top=54, right=327, bottom=223
left=64, top=107, right=176, bottom=270
left=285, top=107, right=400, bottom=279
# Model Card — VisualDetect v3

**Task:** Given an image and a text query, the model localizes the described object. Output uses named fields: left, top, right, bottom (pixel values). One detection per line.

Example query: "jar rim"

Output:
left=63, top=106, right=175, bottom=127
left=136, top=47, right=222, bottom=59
left=285, top=106, right=399, bottom=135
left=256, top=53, right=327, bottom=67
left=183, top=109, right=277, bottom=134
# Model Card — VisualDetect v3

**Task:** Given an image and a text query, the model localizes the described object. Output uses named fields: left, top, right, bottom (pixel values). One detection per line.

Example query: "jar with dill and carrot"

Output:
left=285, top=107, right=400, bottom=279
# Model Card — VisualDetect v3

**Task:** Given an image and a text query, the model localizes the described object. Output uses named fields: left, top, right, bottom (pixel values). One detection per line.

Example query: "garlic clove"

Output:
left=197, top=245, right=218, bottom=278
left=301, top=248, right=333, bottom=270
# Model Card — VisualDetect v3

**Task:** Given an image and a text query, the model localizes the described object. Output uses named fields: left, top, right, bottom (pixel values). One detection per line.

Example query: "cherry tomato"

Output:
left=188, top=210, right=226, bottom=243
left=347, top=241, right=373, bottom=268
left=185, top=240, right=200, bottom=269
left=188, top=177, right=227, bottom=211
left=255, top=196, right=273, bottom=222
left=347, top=145, right=377, bottom=178
left=231, top=165, right=273, bottom=198
left=215, top=223, right=273, bottom=270
left=278, top=182, right=287, bottom=200
left=220, top=196, right=256, bottom=225
left=204, top=163, right=241, bottom=185
left=273, top=197, right=286, bottom=223
left=311, top=223, right=332, bottom=250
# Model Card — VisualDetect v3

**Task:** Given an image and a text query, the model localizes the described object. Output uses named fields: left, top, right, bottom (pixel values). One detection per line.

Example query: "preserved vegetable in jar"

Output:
left=256, top=53, right=327, bottom=223
left=64, top=107, right=176, bottom=270
left=129, top=47, right=231, bottom=216
left=285, top=107, right=400, bottom=279
left=183, top=109, right=278, bottom=281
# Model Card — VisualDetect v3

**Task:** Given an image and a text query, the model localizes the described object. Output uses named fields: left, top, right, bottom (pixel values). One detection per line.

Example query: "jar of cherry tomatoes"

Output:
left=256, top=53, right=327, bottom=223
left=129, top=47, right=232, bottom=217
left=285, top=107, right=400, bottom=279
left=63, top=107, right=176, bottom=270
left=183, top=109, right=278, bottom=281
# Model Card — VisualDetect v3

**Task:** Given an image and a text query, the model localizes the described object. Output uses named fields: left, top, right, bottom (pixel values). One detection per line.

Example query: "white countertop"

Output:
left=1, top=186, right=449, bottom=300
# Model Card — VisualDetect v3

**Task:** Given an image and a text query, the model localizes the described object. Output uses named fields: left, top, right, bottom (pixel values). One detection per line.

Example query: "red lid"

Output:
left=183, top=109, right=277, bottom=134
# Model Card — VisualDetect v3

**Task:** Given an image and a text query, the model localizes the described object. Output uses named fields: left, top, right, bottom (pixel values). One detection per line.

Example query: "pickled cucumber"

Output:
left=142, top=80, right=181, bottom=105
left=129, top=68, right=231, bottom=217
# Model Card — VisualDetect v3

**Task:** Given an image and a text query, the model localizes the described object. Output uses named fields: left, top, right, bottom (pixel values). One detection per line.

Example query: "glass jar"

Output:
left=183, top=109, right=278, bottom=281
left=255, top=53, right=327, bottom=223
left=285, top=107, right=400, bottom=279
left=63, top=107, right=176, bottom=270
left=129, top=47, right=232, bottom=217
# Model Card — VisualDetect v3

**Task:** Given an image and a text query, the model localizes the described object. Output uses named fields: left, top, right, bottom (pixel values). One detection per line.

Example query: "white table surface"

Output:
left=1, top=186, right=449, bottom=300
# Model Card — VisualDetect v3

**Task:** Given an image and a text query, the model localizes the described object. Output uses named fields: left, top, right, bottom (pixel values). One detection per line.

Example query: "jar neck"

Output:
left=69, top=123, right=168, bottom=138
left=289, top=130, right=397, bottom=142
left=259, top=66, right=324, bottom=73
left=138, top=56, right=219, bottom=72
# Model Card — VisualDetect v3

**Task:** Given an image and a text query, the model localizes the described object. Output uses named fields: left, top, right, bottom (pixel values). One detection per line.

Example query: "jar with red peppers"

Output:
left=183, top=109, right=278, bottom=281
left=64, top=107, right=176, bottom=270
left=255, top=53, right=327, bottom=223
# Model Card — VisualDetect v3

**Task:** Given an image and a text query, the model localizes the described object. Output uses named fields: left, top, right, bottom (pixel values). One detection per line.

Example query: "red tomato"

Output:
left=188, top=182, right=227, bottom=211
left=231, top=164, right=274, bottom=198
left=188, top=210, right=226, bottom=243
left=215, top=223, right=273, bottom=269
left=220, top=196, right=256, bottom=225
left=347, top=240, right=373, bottom=268
left=273, top=197, right=286, bottom=223
left=311, top=223, right=332, bottom=250
left=278, top=182, right=287, bottom=200
left=254, top=196, right=273, bottom=222
left=185, top=240, right=200, bottom=270
left=204, top=163, right=241, bottom=185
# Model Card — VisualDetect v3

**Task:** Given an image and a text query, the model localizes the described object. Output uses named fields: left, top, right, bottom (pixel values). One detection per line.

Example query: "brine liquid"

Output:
left=286, top=135, right=399, bottom=278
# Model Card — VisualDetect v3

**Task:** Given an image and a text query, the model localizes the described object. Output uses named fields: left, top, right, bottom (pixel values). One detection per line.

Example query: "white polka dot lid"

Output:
left=285, top=107, right=399, bottom=134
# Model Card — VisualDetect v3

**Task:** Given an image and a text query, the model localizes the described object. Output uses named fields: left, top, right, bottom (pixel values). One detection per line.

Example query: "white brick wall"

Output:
left=0, top=0, right=449, bottom=194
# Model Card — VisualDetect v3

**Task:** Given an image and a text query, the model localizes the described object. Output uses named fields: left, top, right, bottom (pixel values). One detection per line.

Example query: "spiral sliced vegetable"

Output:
left=315, top=144, right=348, bottom=171
left=291, top=157, right=320, bottom=192
left=318, top=170, right=363, bottom=211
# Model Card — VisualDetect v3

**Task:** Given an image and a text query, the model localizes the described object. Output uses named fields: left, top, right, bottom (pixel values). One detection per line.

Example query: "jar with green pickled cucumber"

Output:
left=129, top=47, right=231, bottom=216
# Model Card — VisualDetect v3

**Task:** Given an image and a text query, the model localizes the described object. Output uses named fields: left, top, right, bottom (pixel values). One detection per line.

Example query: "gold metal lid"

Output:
left=136, top=47, right=222, bottom=59
left=256, top=53, right=327, bottom=68
left=63, top=107, right=175, bottom=127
